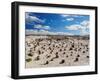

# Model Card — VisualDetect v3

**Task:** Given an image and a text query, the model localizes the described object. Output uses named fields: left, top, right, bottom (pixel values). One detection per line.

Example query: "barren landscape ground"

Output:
left=25, top=35, right=89, bottom=68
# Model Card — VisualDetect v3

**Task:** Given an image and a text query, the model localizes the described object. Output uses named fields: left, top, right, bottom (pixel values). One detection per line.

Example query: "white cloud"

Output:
left=26, top=29, right=73, bottom=35
left=39, top=29, right=49, bottom=33
left=34, top=24, right=41, bottom=28
left=66, top=18, right=74, bottom=21
left=26, top=30, right=38, bottom=35
left=25, top=13, right=45, bottom=23
left=65, top=25, right=82, bottom=30
left=65, top=20, right=90, bottom=35
left=26, top=29, right=50, bottom=35
left=61, top=14, right=84, bottom=18
left=61, top=14, right=70, bottom=17
left=44, top=26, right=50, bottom=29
left=81, top=20, right=89, bottom=28
left=80, top=20, right=90, bottom=35
left=61, top=15, right=74, bottom=21
left=34, top=24, right=50, bottom=30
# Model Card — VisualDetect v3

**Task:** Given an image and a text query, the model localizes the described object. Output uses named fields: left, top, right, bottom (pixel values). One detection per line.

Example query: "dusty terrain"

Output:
left=25, top=35, right=89, bottom=68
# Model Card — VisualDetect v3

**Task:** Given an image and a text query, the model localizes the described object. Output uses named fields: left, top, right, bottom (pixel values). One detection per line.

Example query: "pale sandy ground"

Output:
left=25, top=35, right=89, bottom=68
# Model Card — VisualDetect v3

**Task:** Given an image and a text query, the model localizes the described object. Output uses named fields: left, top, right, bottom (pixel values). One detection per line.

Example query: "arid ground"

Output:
left=25, top=35, right=89, bottom=68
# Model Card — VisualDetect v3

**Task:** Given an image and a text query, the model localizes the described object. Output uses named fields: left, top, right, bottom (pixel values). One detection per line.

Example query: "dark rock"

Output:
left=63, top=52, right=66, bottom=54
left=74, top=58, right=79, bottom=62
left=26, top=58, right=32, bottom=62
left=77, top=55, right=80, bottom=57
left=38, top=50, right=41, bottom=55
left=86, top=56, right=89, bottom=58
left=83, top=51, right=85, bottom=53
left=66, top=55, right=68, bottom=58
left=59, top=59, right=65, bottom=64
left=34, top=56, right=40, bottom=61
left=47, top=55, right=51, bottom=58
left=28, top=53, right=33, bottom=57
left=72, top=44, right=74, bottom=48
left=44, top=61, right=49, bottom=65
left=69, top=48, right=73, bottom=50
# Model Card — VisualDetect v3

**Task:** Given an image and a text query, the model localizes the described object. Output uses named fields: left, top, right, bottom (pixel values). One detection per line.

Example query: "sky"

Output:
left=25, top=12, right=90, bottom=35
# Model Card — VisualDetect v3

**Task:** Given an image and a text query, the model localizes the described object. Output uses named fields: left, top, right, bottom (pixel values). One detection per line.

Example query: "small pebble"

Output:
left=28, top=53, right=33, bottom=57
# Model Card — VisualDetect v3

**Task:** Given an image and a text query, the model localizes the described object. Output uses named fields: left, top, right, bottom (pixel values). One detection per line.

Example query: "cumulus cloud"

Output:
left=26, top=29, right=51, bottom=35
left=39, top=29, right=50, bottom=33
left=65, top=20, right=90, bottom=35
left=43, top=26, right=50, bottom=30
left=25, top=13, right=45, bottom=23
left=26, top=29, right=73, bottom=35
left=61, top=14, right=70, bottom=17
left=61, top=15, right=75, bottom=21
left=34, top=24, right=50, bottom=30
left=61, top=14, right=84, bottom=18
left=66, top=18, right=74, bottom=21
left=25, top=30, right=38, bottom=35
left=80, top=20, right=89, bottom=28
left=65, top=25, right=82, bottom=30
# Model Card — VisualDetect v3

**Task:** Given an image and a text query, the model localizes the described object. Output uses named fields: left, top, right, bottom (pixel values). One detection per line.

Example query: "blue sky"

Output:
left=25, top=12, right=90, bottom=35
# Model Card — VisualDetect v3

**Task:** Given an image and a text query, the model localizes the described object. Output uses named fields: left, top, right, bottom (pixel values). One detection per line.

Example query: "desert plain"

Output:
left=25, top=35, right=89, bottom=68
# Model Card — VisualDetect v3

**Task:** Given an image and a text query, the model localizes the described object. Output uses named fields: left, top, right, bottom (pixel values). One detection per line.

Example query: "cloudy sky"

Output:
left=25, top=12, right=90, bottom=35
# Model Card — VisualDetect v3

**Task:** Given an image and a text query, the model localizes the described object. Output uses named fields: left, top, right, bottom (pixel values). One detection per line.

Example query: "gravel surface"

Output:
left=25, top=35, right=89, bottom=68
